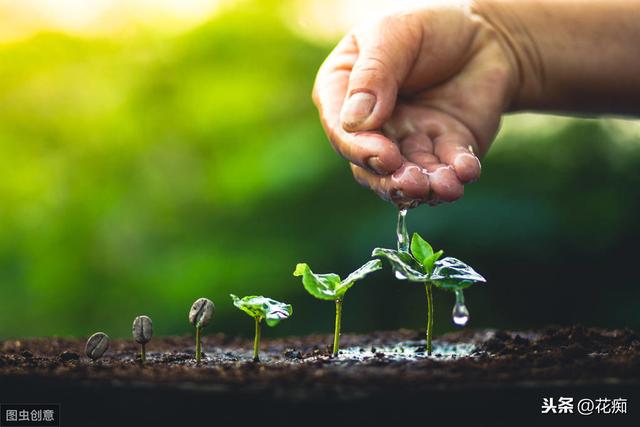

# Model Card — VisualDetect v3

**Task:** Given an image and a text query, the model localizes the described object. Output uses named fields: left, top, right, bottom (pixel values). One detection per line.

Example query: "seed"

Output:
left=132, top=315, right=153, bottom=344
left=85, top=332, right=110, bottom=360
left=189, top=298, right=215, bottom=328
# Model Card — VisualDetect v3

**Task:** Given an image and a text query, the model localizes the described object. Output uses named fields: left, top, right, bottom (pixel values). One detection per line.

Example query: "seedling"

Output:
left=85, top=332, right=110, bottom=361
left=132, top=315, right=153, bottom=365
left=230, top=294, right=292, bottom=362
left=373, top=231, right=485, bottom=355
left=189, top=298, right=215, bottom=364
left=293, top=260, right=382, bottom=357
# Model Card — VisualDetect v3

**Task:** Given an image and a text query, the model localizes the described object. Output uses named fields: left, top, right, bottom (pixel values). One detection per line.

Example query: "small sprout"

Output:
left=293, top=259, right=382, bottom=357
left=132, top=315, right=153, bottom=365
left=230, top=294, right=292, bottom=362
left=373, top=231, right=485, bottom=355
left=189, top=298, right=215, bottom=364
left=85, top=332, right=110, bottom=361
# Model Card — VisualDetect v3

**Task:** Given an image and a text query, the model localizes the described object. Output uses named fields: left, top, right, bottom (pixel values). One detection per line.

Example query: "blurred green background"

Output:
left=1, top=0, right=639, bottom=340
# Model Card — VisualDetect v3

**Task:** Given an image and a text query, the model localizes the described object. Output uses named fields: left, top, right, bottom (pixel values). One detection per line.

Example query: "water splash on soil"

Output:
left=337, top=340, right=475, bottom=362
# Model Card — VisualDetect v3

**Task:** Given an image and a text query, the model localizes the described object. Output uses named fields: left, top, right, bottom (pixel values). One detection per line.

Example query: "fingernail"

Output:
left=366, top=156, right=386, bottom=174
left=454, top=153, right=481, bottom=183
left=455, top=152, right=481, bottom=168
left=341, top=92, right=376, bottom=129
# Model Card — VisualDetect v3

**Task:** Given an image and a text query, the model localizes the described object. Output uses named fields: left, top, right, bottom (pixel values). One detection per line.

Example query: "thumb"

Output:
left=340, top=16, right=422, bottom=132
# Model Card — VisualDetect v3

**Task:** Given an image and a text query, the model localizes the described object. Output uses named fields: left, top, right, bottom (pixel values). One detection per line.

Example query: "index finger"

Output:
left=312, top=34, right=402, bottom=175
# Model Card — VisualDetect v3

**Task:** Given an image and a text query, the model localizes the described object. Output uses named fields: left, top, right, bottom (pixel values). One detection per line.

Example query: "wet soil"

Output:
left=1, top=326, right=638, bottom=425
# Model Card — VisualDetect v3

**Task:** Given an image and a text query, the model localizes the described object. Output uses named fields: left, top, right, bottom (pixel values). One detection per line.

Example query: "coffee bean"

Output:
left=189, top=298, right=215, bottom=328
left=132, top=315, right=153, bottom=344
left=85, top=332, right=110, bottom=360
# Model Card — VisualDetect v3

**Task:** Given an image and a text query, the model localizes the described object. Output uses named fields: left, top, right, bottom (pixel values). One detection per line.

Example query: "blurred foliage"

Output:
left=0, top=0, right=639, bottom=340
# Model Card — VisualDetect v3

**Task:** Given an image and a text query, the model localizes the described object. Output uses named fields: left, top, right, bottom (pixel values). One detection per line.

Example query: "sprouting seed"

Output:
left=85, top=332, right=110, bottom=361
left=230, top=294, right=292, bottom=362
left=189, top=298, right=215, bottom=364
left=132, top=315, right=153, bottom=365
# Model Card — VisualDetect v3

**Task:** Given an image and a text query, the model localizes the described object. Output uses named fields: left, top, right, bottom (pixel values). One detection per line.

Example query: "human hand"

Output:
left=312, top=2, right=517, bottom=207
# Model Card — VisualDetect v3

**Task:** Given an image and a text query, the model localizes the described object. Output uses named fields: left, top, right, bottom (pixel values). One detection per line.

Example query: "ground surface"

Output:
left=1, top=326, right=638, bottom=425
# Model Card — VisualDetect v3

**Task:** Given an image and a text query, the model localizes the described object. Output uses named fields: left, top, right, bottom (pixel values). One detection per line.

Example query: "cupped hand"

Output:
left=312, top=3, right=517, bottom=206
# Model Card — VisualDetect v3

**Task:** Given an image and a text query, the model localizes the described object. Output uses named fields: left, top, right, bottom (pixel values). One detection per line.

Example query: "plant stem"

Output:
left=425, top=282, right=434, bottom=356
left=140, top=343, right=146, bottom=365
left=195, top=326, right=201, bottom=364
left=332, top=299, right=343, bottom=357
left=253, top=317, right=262, bottom=362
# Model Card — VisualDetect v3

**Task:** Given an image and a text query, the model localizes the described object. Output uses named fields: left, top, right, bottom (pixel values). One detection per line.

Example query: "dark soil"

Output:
left=1, top=326, right=639, bottom=425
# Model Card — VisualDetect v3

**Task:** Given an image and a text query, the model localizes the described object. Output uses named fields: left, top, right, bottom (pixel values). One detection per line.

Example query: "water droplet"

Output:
left=452, top=289, right=469, bottom=326
left=396, top=208, right=409, bottom=252
left=452, top=303, right=469, bottom=326
left=395, top=270, right=407, bottom=280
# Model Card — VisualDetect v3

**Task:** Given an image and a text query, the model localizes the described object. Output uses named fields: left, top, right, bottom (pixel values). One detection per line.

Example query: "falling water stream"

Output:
left=396, top=208, right=409, bottom=252
left=394, top=208, right=409, bottom=279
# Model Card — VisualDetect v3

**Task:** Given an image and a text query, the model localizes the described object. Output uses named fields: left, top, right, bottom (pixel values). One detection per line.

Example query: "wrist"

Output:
left=469, top=0, right=544, bottom=111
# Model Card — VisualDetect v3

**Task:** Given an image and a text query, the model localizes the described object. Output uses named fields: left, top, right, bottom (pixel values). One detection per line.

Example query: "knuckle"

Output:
left=354, top=54, right=390, bottom=77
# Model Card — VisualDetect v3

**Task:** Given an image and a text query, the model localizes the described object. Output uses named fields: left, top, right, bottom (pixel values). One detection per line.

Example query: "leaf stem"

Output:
left=425, top=282, right=433, bottom=356
left=333, top=299, right=343, bottom=357
left=141, top=343, right=146, bottom=365
left=253, top=317, right=261, bottom=362
left=195, top=326, right=201, bottom=364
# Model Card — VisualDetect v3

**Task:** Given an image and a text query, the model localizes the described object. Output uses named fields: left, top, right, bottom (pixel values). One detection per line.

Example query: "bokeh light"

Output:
left=0, top=0, right=638, bottom=340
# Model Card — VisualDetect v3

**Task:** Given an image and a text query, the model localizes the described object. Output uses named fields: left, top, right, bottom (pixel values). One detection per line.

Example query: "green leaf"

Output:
left=230, top=294, right=292, bottom=327
left=293, top=263, right=342, bottom=301
left=371, top=247, right=429, bottom=282
left=410, top=233, right=444, bottom=273
left=410, top=233, right=433, bottom=265
left=430, top=257, right=486, bottom=290
left=336, top=259, right=382, bottom=297
left=422, top=249, right=444, bottom=274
